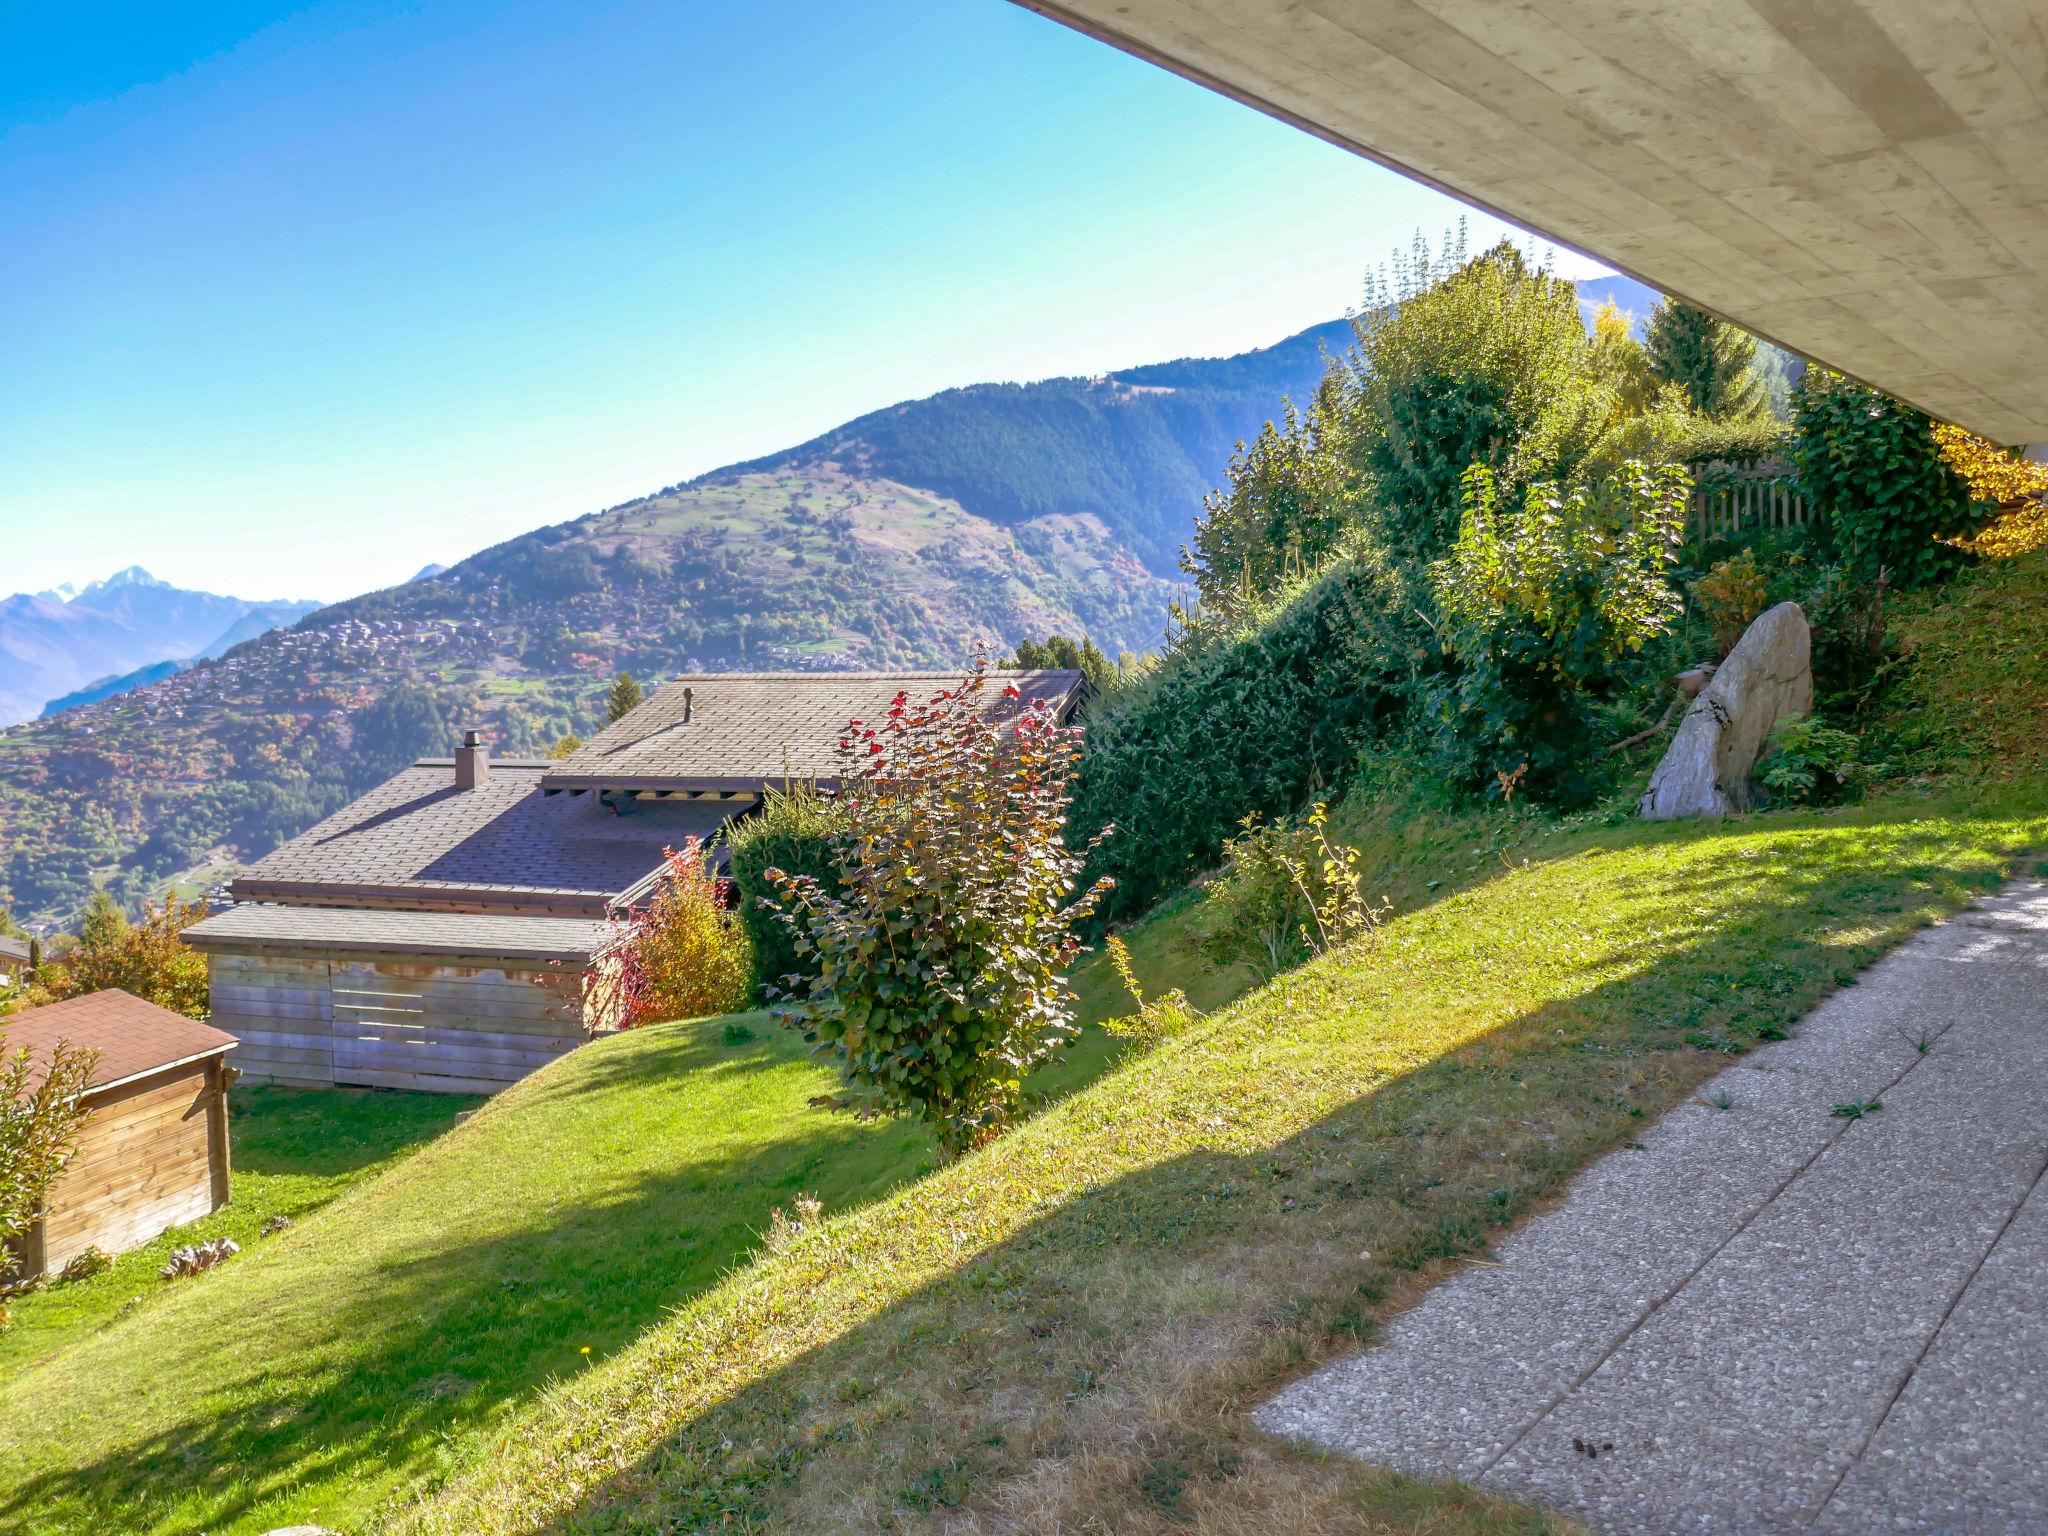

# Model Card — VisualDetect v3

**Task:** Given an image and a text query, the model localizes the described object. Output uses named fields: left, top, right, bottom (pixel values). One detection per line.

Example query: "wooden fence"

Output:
left=1687, top=458, right=1811, bottom=541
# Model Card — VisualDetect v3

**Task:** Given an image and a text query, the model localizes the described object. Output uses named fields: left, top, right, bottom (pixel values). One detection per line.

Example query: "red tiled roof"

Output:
left=2, top=989, right=235, bottom=1098
left=540, top=670, right=1084, bottom=792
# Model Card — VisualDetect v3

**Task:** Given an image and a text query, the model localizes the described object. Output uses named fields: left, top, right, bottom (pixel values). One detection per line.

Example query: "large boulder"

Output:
left=1640, top=601, right=1812, bottom=820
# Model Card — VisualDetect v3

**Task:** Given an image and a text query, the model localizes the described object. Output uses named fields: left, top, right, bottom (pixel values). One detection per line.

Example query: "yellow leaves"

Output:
left=1933, top=423, right=2048, bottom=509
left=1950, top=501, right=2048, bottom=560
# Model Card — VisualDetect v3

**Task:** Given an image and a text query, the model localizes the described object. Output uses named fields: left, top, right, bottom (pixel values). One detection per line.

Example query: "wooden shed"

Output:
left=5, top=990, right=238, bottom=1278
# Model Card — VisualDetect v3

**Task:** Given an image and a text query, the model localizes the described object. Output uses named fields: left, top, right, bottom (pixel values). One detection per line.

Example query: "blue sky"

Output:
left=1, top=0, right=1608, bottom=602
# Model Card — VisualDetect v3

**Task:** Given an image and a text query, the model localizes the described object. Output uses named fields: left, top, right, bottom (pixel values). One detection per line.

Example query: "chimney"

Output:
left=454, top=729, right=490, bottom=790
left=683, top=686, right=694, bottom=725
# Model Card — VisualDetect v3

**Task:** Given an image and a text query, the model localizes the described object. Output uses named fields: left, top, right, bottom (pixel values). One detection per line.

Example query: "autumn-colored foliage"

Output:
left=761, top=661, right=1112, bottom=1157
left=588, top=842, right=752, bottom=1030
left=1934, top=423, right=2048, bottom=560
left=26, top=893, right=209, bottom=1020
left=1694, top=548, right=1770, bottom=657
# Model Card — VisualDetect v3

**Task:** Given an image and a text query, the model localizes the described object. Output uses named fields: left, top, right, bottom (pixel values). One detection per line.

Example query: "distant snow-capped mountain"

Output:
left=0, top=568, right=319, bottom=727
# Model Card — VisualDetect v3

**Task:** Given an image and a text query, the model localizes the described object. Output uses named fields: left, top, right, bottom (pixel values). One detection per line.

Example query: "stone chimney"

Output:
left=454, top=729, right=490, bottom=790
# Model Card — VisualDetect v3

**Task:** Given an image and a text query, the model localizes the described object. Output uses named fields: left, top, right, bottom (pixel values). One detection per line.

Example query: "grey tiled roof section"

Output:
left=185, top=904, right=611, bottom=963
left=0, top=935, right=29, bottom=964
left=230, top=760, right=733, bottom=911
left=540, top=670, right=1084, bottom=792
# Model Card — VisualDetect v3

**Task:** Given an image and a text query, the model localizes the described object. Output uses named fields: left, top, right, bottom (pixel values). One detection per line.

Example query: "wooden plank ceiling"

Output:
left=1016, top=0, right=2048, bottom=443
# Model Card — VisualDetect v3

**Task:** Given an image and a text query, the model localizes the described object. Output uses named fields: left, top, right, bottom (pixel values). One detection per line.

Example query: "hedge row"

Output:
left=1071, top=536, right=1428, bottom=923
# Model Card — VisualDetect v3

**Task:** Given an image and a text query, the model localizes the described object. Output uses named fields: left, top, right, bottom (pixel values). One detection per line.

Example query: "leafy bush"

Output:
left=1098, top=936, right=1199, bottom=1044
left=1790, top=369, right=1976, bottom=588
left=1357, top=238, right=1614, bottom=559
left=1428, top=461, right=1687, bottom=804
left=1759, top=716, right=1868, bottom=805
left=1804, top=564, right=1892, bottom=711
left=761, top=667, right=1112, bottom=1157
left=1694, top=549, right=1769, bottom=656
left=726, top=782, right=844, bottom=1000
left=1073, top=537, right=1427, bottom=923
left=1182, top=377, right=1366, bottom=616
left=588, top=843, right=752, bottom=1029
left=27, top=893, right=209, bottom=1019
left=1194, top=803, right=1386, bottom=982
left=1, top=1029, right=97, bottom=1285
left=59, top=1245, right=112, bottom=1284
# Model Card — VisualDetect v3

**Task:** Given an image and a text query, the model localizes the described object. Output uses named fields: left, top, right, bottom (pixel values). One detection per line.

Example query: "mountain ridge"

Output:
left=0, top=315, right=1355, bottom=927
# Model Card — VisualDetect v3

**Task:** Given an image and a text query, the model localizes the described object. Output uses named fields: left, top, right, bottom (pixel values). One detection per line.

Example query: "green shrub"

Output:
left=761, top=668, right=1112, bottom=1157
left=1357, top=239, right=1614, bottom=559
left=2, top=1029, right=97, bottom=1284
left=1182, top=377, right=1366, bottom=617
left=1803, top=564, right=1893, bottom=712
left=1072, top=536, right=1428, bottom=924
left=726, top=782, right=844, bottom=1000
left=1791, top=369, right=1976, bottom=589
left=1694, top=549, right=1769, bottom=656
left=1098, top=936, right=1199, bottom=1044
left=1428, top=461, right=1687, bottom=805
left=1759, top=716, right=1868, bottom=805
left=1193, top=803, right=1386, bottom=982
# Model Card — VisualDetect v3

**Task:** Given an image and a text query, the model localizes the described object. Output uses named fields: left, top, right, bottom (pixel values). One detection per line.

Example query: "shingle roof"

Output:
left=0, top=934, right=29, bottom=965
left=229, top=760, right=731, bottom=915
left=185, top=904, right=610, bottom=964
left=540, top=670, right=1085, bottom=793
left=3, top=989, right=236, bottom=1099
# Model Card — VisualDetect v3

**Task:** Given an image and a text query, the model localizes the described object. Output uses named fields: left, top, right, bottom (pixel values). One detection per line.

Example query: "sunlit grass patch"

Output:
left=385, top=795, right=2043, bottom=1536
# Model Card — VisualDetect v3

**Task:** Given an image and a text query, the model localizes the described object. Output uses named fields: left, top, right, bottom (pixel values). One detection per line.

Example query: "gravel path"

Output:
left=1258, top=877, right=2048, bottom=1535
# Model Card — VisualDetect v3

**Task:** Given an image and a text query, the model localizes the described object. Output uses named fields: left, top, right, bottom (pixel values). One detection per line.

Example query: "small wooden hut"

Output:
left=5, top=990, right=239, bottom=1278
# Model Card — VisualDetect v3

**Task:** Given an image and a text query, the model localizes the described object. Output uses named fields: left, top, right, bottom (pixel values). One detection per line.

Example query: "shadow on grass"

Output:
left=3, top=807, right=2034, bottom=1535
left=460, top=809, right=2033, bottom=1534
left=0, top=1023, right=939, bottom=1535
left=230, top=1082, right=480, bottom=1179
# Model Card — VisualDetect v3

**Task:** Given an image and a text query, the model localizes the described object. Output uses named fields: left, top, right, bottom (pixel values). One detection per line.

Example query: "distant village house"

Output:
left=186, top=671, right=1081, bottom=1094
left=0, top=934, right=29, bottom=988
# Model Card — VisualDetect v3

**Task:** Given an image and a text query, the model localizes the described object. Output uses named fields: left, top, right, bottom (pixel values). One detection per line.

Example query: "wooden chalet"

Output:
left=5, top=990, right=238, bottom=1278
left=0, top=934, right=29, bottom=988
left=186, top=671, right=1082, bottom=1095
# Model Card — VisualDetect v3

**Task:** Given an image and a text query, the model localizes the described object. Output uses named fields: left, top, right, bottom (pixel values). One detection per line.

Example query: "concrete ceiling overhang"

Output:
left=1015, top=0, right=2048, bottom=444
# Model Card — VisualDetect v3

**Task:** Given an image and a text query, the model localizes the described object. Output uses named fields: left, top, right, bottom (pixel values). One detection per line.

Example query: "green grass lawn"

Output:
left=3, top=789, right=2042, bottom=1536
left=0, top=1085, right=474, bottom=1380
left=0, top=1014, right=957, bottom=1535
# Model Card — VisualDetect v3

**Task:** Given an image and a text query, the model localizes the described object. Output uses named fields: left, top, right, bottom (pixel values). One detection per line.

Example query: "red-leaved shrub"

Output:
left=588, top=842, right=752, bottom=1030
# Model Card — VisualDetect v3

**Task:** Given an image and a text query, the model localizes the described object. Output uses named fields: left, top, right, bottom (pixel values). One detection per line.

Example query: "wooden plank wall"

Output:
left=37, top=1062, right=224, bottom=1273
left=210, top=953, right=333, bottom=1087
left=209, top=949, right=588, bottom=1095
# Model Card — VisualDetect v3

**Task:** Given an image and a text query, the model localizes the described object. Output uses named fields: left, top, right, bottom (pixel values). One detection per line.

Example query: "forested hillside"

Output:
left=717, top=317, right=1355, bottom=572
left=0, top=319, right=1348, bottom=929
